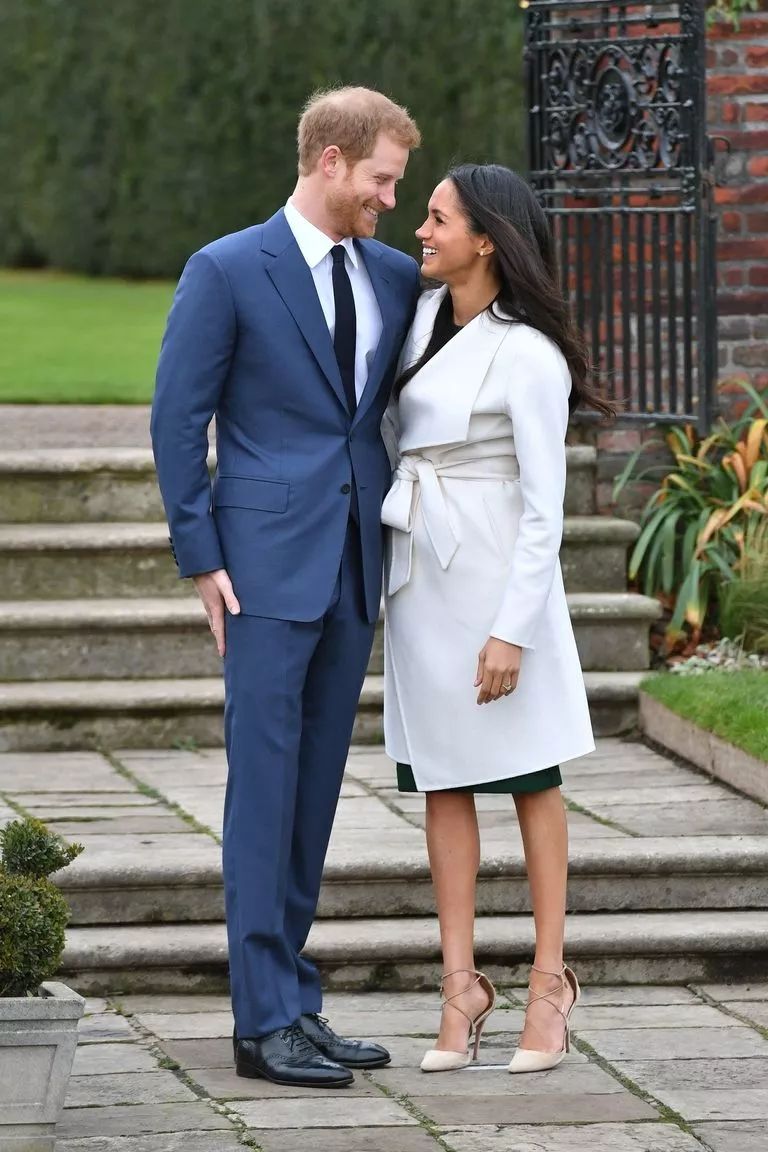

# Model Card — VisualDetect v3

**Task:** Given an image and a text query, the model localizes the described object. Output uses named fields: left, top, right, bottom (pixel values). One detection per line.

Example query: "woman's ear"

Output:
left=478, top=236, right=494, bottom=257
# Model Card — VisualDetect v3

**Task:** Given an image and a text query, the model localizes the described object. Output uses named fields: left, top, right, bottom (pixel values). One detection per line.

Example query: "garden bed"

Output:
left=640, top=670, right=768, bottom=805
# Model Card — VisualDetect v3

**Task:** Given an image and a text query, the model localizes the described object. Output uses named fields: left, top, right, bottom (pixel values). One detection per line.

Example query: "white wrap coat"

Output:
left=381, top=286, right=595, bottom=791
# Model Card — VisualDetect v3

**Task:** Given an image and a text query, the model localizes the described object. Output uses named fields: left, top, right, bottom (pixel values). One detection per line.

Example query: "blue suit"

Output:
left=151, top=209, right=419, bottom=1036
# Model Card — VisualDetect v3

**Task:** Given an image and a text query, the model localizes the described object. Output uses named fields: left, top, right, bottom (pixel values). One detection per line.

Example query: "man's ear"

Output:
left=320, top=145, right=342, bottom=179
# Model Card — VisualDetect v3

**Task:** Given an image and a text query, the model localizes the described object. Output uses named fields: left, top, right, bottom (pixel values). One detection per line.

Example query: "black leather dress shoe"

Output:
left=300, top=1012, right=391, bottom=1069
left=235, top=1022, right=353, bottom=1087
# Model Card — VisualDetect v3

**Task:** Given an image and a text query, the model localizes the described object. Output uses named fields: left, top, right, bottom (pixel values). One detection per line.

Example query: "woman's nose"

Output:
left=415, top=221, right=429, bottom=240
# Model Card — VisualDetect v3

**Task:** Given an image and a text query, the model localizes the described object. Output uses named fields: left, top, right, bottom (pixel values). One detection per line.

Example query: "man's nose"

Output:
left=379, top=187, right=396, bottom=211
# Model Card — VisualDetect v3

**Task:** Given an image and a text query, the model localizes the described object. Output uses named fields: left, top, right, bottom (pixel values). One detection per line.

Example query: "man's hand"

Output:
left=475, top=638, right=522, bottom=705
left=193, top=569, right=241, bottom=657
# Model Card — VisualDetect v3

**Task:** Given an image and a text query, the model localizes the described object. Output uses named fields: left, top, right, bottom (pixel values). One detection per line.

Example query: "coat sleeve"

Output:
left=489, top=330, right=571, bottom=649
left=150, top=250, right=236, bottom=578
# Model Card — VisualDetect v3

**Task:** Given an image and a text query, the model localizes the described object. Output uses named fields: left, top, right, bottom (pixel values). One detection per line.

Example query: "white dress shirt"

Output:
left=284, top=199, right=383, bottom=403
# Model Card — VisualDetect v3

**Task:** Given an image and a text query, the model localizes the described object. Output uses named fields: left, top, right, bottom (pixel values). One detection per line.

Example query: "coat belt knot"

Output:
left=381, top=450, right=520, bottom=596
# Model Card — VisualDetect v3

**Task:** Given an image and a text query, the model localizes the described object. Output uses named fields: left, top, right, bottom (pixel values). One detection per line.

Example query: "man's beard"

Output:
left=328, top=187, right=377, bottom=238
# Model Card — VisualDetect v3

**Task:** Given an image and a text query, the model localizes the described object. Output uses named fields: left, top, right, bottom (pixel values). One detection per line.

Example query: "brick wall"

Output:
left=709, top=4, right=768, bottom=414
left=585, top=3, right=768, bottom=517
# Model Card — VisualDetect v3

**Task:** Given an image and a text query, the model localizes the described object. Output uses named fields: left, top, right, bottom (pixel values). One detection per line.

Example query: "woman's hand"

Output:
left=475, top=638, right=522, bottom=705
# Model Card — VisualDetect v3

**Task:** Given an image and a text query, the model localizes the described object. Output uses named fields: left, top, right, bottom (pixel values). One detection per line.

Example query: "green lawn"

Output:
left=641, top=669, right=768, bottom=762
left=0, top=270, right=175, bottom=403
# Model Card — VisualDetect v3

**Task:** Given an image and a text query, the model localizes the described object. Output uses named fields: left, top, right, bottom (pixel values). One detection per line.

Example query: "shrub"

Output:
left=613, top=380, right=768, bottom=644
left=0, top=818, right=83, bottom=998
left=0, top=0, right=524, bottom=278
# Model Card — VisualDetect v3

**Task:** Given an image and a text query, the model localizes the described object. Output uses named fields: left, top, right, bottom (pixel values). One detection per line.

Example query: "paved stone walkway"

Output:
left=55, top=982, right=768, bottom=1151
left=1, top=738, right=767, bottom=1147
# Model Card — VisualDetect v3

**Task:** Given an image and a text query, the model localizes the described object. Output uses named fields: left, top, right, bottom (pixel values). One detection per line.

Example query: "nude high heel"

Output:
left=420, top=969, right=496, bottom=1073
left=508, top=964, right=580, bottom=1074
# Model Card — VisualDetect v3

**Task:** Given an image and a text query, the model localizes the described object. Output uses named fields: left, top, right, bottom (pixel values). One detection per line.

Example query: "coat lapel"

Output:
left=262, top=211, right=348, bottom=414
left=398, top=286, right=513, bottom=452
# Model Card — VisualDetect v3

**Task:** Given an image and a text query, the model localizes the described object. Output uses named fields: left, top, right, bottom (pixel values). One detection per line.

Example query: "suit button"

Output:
left=340, top=483, right=351, bottom=494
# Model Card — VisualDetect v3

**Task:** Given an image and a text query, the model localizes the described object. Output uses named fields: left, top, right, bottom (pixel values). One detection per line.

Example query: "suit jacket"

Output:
left=151, top=209, right=420, bottom=624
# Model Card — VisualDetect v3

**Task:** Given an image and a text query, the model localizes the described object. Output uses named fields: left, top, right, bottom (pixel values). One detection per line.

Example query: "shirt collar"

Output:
left=284, top=199, right=359, bottom=269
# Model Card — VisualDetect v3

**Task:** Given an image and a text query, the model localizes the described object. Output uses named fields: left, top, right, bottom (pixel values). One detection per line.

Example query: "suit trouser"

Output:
left=222, top=523, right=375, bottom=1038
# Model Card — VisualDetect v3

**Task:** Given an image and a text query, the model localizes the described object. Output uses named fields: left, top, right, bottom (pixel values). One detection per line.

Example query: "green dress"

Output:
left=396, top=762, right=562, bottom=795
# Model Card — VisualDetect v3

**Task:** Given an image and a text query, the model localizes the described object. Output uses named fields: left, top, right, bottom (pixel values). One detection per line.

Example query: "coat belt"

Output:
left=381, top=451, right=520, bottom=595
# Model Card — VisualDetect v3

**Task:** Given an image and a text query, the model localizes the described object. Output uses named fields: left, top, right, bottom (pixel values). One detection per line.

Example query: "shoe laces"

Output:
left=280, top=1022, right=321, bottom=1059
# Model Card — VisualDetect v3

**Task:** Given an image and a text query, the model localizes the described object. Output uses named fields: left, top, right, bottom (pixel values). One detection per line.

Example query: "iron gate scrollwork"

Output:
left=524, top=0, right=717, bottom=428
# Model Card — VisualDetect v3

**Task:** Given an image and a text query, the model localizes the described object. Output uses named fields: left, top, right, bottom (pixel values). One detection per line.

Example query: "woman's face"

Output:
left=415, top=179, right=491, bottom=284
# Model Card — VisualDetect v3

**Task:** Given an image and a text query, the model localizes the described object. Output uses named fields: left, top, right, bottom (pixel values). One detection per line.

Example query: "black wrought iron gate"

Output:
left=524, top=0, right=717, bottom=429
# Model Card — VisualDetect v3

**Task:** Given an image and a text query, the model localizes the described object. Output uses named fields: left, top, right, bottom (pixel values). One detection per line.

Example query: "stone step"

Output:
left=60, top=909, right=768, bottom=994
left=0, top=445, right=599, bottom=521
left=0, top=592, right=659, bottom=681
left=0, top=672, right=646, bottom=750
left=57, top=836, right=768, bottom=927
left=0, top=676, right=381, bottom=752
left=0, top=515, right=638, bottom=600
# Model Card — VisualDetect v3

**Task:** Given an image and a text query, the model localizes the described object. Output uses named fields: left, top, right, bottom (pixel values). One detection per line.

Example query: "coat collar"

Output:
left=262, top=209, right=399, bottom=422
left=397, top=285, right=513, bottom=452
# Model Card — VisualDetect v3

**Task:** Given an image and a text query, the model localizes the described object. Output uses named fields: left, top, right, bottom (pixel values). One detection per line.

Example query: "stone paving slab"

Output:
left=721, top=1000, right=768, bottom=1028
left=572, top=1003, right=742, bottom=1030
left=58, top=1136, right=245, bottom=1152
left=560, top=986, right=700, bottom=1006
left=440, top=1123, right=705, bottom=1152
left=228, top=1095, right=418, bottom=1128
left=615, top=1056, right=768, bottom=1091
left=695, top=982, right=768, bottom=1001
left=132, top=1010, right=234, bottom=1039
left=693, top=1121, right=768, bottom=1152
left=118, top=994, right=233, bottom=1014
left=652, top=1088, right=768, bottom=1122
left=77, top=1012, right=136, bottom=1043
left=65, top=1070, right=198, bottom=1107
left=46, top=814, right=193, bottom=835
left=13, top=790, right=158, bottom=807
left=246, top=1131, right=442, bottom=1152
left=373, top=1061, right=623, bottom=1096
left=584, top=801, right=768, bottom=837
left=423, top=1090, right=659, bottom=1125
left=58, top=1102, right=236, bottom=1139
left=577, top=1025, right=768, bottom=1061
left=155, top=1037, right=233, bottom=1070
left=71, top=1041, right=159, bottom=1076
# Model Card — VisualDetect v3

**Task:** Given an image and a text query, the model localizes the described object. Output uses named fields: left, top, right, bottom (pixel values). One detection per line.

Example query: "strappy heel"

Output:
left=420, top=969, right=496, bottom=1073
left=508, top=963, right=580, bottom=1074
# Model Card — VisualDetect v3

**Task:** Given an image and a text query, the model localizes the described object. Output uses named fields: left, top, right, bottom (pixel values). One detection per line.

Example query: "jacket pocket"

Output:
left=213, top=475, right=290, bottom=513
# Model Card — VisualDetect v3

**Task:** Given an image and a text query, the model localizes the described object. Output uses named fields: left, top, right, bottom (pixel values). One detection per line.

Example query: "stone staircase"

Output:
left=0, top=445, right=660, bottom=750
left=38, top=737, right=767, bottom=993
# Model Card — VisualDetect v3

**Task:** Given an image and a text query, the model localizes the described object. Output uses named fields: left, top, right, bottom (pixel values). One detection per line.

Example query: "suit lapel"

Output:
left=263, top=211, right=348, bottom=413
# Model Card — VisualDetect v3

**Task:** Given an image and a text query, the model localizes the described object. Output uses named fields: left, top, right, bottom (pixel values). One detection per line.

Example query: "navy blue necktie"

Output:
left=331, top=245, right=357, bottom=416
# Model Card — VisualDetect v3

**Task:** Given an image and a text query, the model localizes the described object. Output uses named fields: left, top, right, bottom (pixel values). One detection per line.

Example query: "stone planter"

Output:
left=0, top=981, right=85, bottom=1152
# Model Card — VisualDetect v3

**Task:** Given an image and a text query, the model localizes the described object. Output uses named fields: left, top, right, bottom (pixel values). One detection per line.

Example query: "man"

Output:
left=151, top=87, right=421, bottom=1088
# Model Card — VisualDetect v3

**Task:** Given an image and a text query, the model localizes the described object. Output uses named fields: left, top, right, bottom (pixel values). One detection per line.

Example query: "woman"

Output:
left=381, top=165, right=613, bottom=1074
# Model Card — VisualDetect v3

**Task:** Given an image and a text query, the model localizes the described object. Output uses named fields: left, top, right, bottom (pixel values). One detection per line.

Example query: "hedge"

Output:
left=0, top=0, right=524, bottom=279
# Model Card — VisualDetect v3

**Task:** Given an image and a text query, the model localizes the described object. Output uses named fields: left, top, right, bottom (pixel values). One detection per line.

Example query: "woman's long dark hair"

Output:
left=398, top=164, right=614, bottom=418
